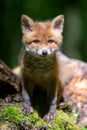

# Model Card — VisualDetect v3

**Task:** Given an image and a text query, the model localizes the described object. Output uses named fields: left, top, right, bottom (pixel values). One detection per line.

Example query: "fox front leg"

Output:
left=22, top=88, right=33, bottom=115
left=43, top=83, right=57, bottom=122
left=43, top=96, right=57, bottom=122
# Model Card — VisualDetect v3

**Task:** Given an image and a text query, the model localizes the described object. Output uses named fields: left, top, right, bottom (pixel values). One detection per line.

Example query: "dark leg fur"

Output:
left=43, top=82, right=58, bottom=122
left=22, top=89, right=33, bottom=114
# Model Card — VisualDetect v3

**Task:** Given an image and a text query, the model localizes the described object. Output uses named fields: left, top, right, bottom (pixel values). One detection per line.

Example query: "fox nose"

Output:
left=42, top=50, right=48, bottom=55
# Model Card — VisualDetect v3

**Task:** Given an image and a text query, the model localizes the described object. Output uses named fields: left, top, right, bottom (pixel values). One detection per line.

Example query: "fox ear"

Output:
left=51, top=15, right=64, bottom=33
left=21, top=15, right=34, bottom=33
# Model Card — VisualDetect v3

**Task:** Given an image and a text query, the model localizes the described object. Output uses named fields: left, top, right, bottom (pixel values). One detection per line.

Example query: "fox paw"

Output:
left=44, top=112, right=56, bottom=122
left=21, top=103, right=33, bottom=115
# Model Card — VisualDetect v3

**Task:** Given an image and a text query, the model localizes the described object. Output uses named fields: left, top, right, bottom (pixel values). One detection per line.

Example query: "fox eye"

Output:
left=48, top=40, right=54, bottom=44
left=33, top=40, right=40, bottom=44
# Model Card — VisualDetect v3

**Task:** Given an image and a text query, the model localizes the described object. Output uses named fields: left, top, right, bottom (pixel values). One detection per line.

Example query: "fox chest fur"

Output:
left=22, top=51, right=58, bottom=88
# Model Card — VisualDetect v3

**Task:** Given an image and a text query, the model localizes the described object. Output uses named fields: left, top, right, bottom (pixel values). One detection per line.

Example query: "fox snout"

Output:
left=25, top=46, right=58, bottom=56
left=42, top=50, right=48, bottom=56
left=37, top=48, right=54, bottom=56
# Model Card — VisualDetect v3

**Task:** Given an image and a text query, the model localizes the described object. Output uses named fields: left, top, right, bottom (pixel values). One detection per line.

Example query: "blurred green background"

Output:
left=0, top=0, right=87, bottom=68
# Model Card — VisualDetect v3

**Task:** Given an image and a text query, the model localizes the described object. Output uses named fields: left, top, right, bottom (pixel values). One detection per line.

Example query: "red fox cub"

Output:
left=21, top=14, right=64, bottom=121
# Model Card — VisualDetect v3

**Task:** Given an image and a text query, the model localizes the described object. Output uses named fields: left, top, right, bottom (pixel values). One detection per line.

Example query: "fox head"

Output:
left=21, top=15, right=64, bottom=57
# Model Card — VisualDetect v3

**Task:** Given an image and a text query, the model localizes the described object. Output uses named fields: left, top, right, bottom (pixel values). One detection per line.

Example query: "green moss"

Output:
left=0, top=106, right=24, bottom=125
left=27, top=110, right=80, bottom=130
left=0, top=106, right=80, bottom=130
left=48, top=110, right=80, bottom=130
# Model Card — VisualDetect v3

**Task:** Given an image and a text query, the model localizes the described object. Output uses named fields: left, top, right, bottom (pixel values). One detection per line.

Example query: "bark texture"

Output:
left=0, top=60, right=21, bottom=98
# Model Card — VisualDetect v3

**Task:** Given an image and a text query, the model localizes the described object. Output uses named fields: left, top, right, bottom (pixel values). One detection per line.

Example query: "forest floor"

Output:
left=0, top=94, right=83, bottom=130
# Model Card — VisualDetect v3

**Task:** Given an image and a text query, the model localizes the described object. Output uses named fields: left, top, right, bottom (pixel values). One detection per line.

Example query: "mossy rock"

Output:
left=0, top=106, right=80, bottom=130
